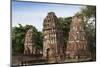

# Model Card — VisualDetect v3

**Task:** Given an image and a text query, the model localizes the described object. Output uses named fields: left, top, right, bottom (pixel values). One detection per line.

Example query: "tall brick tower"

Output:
left=43, top=12, right=65, bottom=63
left=66, top=14, right=91, bottom=59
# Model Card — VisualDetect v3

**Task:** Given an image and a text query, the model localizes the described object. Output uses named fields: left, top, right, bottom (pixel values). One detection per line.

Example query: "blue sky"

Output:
left=12, top=1, right=86, bottom=31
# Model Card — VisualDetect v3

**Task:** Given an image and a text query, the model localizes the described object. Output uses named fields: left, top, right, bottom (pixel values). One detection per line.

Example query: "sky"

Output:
left=12, top=0, right=86, bottom=31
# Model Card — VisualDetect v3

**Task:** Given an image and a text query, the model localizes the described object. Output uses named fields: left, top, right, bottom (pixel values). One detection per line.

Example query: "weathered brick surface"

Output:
left=43, top=12, right=65, bottom=63
left=66, top=14, right=91, bottom=59
left=24, top=28, right=37, bottom=55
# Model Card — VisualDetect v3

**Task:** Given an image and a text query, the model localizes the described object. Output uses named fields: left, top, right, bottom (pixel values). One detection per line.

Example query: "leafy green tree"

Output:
left=58, top=17, right=72, bottom=47
left=12, top=24, right=25, bottom=54
left=80, top=6, right=96, bottom=59
left=36, top=31, right=43, bottom=50
left=81, top=6, right=96, bottom=22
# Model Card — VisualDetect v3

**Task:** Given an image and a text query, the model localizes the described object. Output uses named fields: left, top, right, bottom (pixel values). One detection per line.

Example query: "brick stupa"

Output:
left=66, top=14, right=91, bottom=59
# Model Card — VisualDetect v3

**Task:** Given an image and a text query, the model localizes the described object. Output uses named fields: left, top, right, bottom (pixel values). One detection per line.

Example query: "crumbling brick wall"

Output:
left=66, top=14, right=91, bottom=59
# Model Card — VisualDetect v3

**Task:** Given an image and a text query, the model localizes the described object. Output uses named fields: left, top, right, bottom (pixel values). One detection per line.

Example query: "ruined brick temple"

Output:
left=43, top=12, right=65, bottom=63
left=22, top=12, right=91, bottom=65
left=66, top=14, right=91, bottom=59
left=24, top=28, right=37, bottom=55
left=12, top=11, right=95, bottom=66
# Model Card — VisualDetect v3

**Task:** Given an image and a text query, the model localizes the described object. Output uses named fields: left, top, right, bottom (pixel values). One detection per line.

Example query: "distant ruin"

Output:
left=24, top=28, right=37, bottom=55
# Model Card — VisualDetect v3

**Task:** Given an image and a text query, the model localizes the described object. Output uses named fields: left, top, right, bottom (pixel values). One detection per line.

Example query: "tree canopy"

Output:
left=80, top=6, right=96, bottom=59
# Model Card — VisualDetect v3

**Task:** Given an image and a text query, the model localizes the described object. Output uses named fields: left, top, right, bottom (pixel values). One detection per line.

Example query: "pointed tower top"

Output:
left=48, top=12, right=55, bottom=15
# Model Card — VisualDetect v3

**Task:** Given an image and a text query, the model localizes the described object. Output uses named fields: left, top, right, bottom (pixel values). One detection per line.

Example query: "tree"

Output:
left=81, top=6, right=96, bottom=21
left=80, top=6, right=96, bottom=59
left=12, top=24, right=25, bottom=54
left=58, top=17, right=72, bottom=47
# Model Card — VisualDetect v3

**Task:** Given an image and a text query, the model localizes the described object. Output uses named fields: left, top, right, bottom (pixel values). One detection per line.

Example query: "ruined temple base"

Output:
left=64, top=57, right=92, bottom=63
left=12, top=55, right=93, bottom=66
